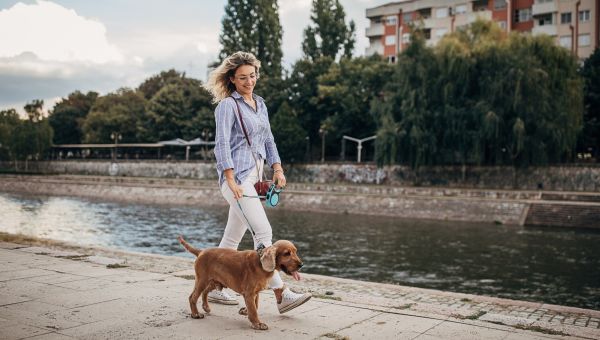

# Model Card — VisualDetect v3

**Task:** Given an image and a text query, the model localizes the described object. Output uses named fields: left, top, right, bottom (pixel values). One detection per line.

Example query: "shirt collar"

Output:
left=231, top=90, right=264, bottom=104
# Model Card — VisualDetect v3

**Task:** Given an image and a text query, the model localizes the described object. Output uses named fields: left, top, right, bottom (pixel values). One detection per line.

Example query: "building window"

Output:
left=494, top=0, right=506, bottom=10
left=579, top=10, right=590, bottom=22
left=386, top=16, right=397, bottom=25
left=403, top=12, right=412, bottom=23
left=498, top=21, right=507, bottom=30
left=515, top=8, right=532, bottom=23
left=372, top=17, right=382, bottom=24
left=385, top=35, right=396, bottom=46
left=537, top=13, right=553, bottom=26
left=402, top=33, right=411, bottom=43
left=455, top=4, right=467, bottom=15
left=423, top=28, right=431, bottom=40
left=388, top=55, right=396, bottom=63
left=418, top=8, right=432, bottom=19
left=559, top=35, right=572, bottom=49
left=579, top=33, right=591, bottom=47
left=561, top=12, right=572, bottom=24
left=436, top=7, right=449, bottom=18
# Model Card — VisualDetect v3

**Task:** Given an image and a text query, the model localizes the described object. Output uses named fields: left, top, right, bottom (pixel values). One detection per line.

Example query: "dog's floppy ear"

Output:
left=260, top=246, right=277, bottom=272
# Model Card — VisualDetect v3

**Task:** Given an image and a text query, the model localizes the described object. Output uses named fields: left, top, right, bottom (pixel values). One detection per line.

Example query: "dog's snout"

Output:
left=298, top=262, right=303, bottom=269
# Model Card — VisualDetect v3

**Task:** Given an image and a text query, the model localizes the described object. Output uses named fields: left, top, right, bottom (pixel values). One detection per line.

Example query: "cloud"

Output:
left=0, top=1, right=123, bottom=64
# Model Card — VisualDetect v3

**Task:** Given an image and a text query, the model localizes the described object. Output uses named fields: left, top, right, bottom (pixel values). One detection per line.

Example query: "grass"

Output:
left=106, top=263, right=128, bottom=269
left=393, top=303, right=415, bottom=310
left=57, top=255, right=89, bottom=260
left=175, top=275, right=196, bottom=280
left=321, top=333, right=349, bottom=340
left=452, top=311, right=487, bottom=320
left=313, top=293, right=342, bottom=301
left=514, top=324, right=569, bottom=336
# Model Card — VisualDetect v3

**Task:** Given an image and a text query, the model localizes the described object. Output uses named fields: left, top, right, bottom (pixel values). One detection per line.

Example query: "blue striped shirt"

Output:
left=213, top=91, right=281, bottom=186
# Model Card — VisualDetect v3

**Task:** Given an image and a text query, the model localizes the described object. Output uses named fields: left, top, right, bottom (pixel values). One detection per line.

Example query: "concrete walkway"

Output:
left=1, top=239, right=599, bottom=340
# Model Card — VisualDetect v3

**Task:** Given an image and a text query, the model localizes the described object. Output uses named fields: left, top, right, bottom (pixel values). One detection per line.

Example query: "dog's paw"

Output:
left=251, top=322, right=268, bottom=330
left=191, top=312, right=204, bottom=319
left=202, top=304, right=211, bottom=313
left=238, top=307, right=248, bottom=315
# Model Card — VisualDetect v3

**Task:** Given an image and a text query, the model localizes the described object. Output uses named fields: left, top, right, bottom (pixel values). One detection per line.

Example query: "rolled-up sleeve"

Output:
left=214, top=99, right=235, bottom=172
left=264, top=109, right=281, bottom=167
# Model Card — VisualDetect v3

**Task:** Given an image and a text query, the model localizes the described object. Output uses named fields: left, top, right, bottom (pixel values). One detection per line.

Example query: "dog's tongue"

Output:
left=291, top=271, right=301, bottom=281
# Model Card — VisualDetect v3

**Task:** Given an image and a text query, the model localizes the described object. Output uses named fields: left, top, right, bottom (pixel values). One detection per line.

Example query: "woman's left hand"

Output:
left=273, top=170, right=286, bottom=188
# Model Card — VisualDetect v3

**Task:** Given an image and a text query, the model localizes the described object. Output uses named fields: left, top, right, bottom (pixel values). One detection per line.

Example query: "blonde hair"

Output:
left=205, top=51, right=261, bottom=104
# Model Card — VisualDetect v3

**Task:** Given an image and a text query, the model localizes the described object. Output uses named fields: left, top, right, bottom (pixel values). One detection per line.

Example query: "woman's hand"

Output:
left=224, top=169, right=243, bottom=199
left=272, top=169, right=286, bottom=188
left=226, top=178, right=244, bottom=199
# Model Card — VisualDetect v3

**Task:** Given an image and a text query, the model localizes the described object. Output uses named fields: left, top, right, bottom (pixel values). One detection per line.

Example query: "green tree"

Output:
left=372, top=19, right=583, bottom=168
left=145, top=76, right=214, bottom=141
left=137, top=69, right=184, bottom=100
left=7, top=101, right=54, bottom=169
left=270, top=101, right=307, bottom=163
left=218, top=0, right=283, bottom=78
left=287, top=56, right=334, bottom=149
left=81, top=88, right=148, bottom=143
left=302, top=0, right=355, bottom=61
left=580, top=47, right=600, bottom=159
left=0, top=109, right=20, bottom=161
left=317, top=55, right=394, bottom=159
left=48, top=91, right=98, bottom=144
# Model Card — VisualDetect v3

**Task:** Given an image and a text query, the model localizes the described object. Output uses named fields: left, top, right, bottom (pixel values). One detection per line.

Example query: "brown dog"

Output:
left=178, top=236, right=304, bottom=330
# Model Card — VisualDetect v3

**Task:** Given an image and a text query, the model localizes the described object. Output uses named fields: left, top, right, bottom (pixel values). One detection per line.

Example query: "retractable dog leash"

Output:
left=235, top=200, right=266, bottom=252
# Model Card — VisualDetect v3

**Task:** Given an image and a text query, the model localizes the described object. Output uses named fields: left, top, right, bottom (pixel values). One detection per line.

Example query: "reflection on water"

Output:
left=1, top=192, right=599, bottom=310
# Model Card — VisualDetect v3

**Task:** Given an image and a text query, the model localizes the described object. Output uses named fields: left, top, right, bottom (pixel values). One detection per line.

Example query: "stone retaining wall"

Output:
left=0, top=175, right=527, bottom=225
left=2, top=160, right=598, bottom=192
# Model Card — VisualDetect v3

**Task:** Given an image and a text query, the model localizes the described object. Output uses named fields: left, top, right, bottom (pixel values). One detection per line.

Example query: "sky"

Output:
left=0, top=0, right=390, bottom=115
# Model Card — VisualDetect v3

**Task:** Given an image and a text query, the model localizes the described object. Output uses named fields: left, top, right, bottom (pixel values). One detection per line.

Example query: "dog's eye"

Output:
left=283, top=251, right=291, bottom=256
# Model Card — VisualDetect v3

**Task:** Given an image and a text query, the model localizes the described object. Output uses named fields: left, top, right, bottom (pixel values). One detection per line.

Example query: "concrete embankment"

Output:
left=2, top=174, right=600, bottom=228
left=1, top=234, right=599, bottom=339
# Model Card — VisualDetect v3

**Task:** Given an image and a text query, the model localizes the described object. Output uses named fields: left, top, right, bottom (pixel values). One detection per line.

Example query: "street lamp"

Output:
left=305, top=136, right=310, bottom=163
left=110, top=132, right=122, bottom=161
left=342, top=135, right=377, bottom=163
left=201, top=129, right=213, bottom=161
left=319, top=128, right=326, bottom=163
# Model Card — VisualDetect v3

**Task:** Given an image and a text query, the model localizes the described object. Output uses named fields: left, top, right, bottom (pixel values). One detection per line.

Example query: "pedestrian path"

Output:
left=1, top=239, right=598, bottom=339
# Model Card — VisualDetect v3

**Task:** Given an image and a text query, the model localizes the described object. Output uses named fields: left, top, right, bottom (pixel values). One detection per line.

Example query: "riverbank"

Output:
left=1, top=174, right=600, bottom=228
left=1, top=233, right=598, bottom=339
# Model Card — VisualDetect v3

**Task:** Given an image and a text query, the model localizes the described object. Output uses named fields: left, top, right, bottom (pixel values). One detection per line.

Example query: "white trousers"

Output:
left=219, top=162, right=284, bottom=289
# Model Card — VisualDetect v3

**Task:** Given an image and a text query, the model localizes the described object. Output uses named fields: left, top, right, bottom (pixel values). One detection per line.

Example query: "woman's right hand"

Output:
left=226, top=178, right=244, bottom=200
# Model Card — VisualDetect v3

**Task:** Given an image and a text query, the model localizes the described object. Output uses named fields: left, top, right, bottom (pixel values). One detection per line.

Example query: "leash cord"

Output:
left=235, top=200, right=266, bottom=251
left=235, top=199, right=257, bottom=238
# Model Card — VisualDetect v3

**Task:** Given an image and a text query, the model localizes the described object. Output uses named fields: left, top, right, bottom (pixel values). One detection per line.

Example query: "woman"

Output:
left=204, top=51, right=311, bottom=313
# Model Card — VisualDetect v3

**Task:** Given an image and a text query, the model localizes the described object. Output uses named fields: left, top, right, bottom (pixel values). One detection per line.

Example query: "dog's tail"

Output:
left=178, top=235, right=202, bottom=257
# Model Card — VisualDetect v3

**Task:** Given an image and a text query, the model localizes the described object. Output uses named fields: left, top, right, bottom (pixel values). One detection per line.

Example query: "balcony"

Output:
left=366, top=24, right=384, bottom=37
left=365, top=45, right=383, bottom=56
left=467, top=10, right=492, bottom=22
left=532, top=24, right=557, bottom=36
left=532, top=1, right=557, bottom=16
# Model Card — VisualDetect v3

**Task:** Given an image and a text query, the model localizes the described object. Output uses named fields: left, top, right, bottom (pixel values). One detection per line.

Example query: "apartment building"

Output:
left=365, top=0, right=600, bottom=61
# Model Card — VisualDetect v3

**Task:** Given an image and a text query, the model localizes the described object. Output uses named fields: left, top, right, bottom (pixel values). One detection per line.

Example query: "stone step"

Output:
left=541, top=192, right=600, bottom=203
left=525, top=203, right=600, bottom=229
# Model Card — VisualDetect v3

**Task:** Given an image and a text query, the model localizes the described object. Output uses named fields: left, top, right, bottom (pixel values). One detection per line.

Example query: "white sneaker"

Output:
left=207, top=289, right=239, bottom=305
left=277, top=288, right=312, bottom=314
